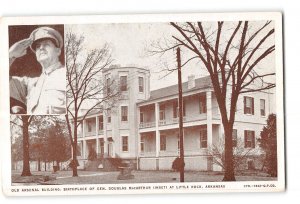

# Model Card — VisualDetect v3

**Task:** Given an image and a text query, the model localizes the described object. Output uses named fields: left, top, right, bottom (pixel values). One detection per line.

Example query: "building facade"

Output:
left=75, top=65, right=274, bottom=171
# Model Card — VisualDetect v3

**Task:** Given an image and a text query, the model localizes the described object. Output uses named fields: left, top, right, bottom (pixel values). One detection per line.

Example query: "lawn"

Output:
left=12, top=170, right=277, bottom=185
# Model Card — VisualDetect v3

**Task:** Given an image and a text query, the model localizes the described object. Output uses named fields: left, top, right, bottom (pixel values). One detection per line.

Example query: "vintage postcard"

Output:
left=0, top=12, right=284, bottom=196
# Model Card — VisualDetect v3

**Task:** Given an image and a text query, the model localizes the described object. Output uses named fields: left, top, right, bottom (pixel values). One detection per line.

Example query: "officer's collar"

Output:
left=43, top=62, right=62, bottom=75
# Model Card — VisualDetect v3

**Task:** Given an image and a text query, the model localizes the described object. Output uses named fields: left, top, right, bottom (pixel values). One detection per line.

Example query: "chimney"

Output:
left=188, top=75, right=195, bottom=89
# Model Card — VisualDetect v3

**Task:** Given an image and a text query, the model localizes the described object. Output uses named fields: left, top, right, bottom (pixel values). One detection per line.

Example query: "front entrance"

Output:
left=86, top=139, right=96, bottom=160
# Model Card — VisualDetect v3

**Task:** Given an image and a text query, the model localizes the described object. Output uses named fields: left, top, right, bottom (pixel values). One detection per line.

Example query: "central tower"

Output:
left=102, top=65, right=150, bottom=160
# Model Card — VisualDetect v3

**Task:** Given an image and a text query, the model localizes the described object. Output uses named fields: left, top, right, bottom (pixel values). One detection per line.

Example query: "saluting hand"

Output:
left=9, top=38, right=33, bottom=59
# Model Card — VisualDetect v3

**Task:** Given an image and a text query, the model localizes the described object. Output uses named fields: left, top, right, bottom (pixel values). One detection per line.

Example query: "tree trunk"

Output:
left=222, top=123, right=236, bottom=181
left=72, top=120, right=78, bottom=177
left=21, top=116, right=31, bottom=176
left=38, top=158, right=41, bottom=171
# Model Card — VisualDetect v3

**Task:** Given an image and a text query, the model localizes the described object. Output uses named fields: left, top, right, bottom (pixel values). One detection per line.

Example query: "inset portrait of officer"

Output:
left=9, top=25, right=66, bottom=115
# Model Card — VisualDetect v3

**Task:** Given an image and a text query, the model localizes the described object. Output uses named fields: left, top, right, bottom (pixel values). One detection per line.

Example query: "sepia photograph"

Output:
left=1, top=13, right=284, bottom=195
left=9, top=24, right=66, bottom=115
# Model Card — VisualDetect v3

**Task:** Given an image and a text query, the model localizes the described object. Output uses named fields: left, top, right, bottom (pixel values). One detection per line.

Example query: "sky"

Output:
left=67, top=23, right=209, bottom=90
left=66, top=21, right=275, bottom=91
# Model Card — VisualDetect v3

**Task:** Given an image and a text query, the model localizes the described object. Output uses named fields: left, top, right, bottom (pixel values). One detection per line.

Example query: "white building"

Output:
left=75, top=65, right=274, bottom=171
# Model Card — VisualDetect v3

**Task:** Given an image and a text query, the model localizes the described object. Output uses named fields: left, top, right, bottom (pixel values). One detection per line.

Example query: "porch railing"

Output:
left=139, top=114, right=207, bottom=129
left=139, top=121, right=156, bottom=129
left=139, top=150, right=208, bottom=157
left=159, top=114, right=207, bottom=126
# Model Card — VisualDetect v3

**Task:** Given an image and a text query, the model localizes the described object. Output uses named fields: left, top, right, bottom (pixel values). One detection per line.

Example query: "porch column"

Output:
left=83, top=140, right=87, bottom=159
left=137, top=107, right=141, bottom=156
left=95, top=116, right=99, bottom=155
left=103, top=115, right=108, bottom=156
left=206, top=91, right=213, bottom=147
left=82, top=120, right=86, bottom=138
left=82, top=120, right=86, bottom=159
left=206, top=91, right=213, bottom=171
left=155, top=102, right=160, bottom=170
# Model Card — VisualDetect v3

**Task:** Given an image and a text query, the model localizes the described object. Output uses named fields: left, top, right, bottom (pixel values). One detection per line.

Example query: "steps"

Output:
left=84, top=158, right=122, bottom=171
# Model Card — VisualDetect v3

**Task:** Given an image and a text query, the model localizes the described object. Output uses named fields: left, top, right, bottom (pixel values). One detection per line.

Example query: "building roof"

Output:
left=77, top=107, right=103, bottom=118
left=146, top=75, right=212, bottom=102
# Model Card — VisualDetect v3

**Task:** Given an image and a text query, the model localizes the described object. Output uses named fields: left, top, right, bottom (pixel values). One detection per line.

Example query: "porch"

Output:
left=138, top=124, right=222, bottom=171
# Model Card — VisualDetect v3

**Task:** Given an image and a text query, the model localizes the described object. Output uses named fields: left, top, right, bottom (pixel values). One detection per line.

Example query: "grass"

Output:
left=12, top=170, right=277, bottom=185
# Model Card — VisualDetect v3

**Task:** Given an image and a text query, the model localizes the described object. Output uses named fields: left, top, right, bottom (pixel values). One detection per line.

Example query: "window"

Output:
left=99, top=138, right=104, bottom=154
left=183, top=100, right=186, bottom=117
left=121, top=106, right=128, bottom=122
left=244, top=96, right=254, bottom=115
left=122, top=136, right=128, bottom=152
left=173, top=100, right=179, bottom=118
left=98, top=116, right=103, bottom=130
left=120, top=76, right=127, bottom=91
left=159, top=104, right=165, bottom=120
left=77, top=142, right=82, bottom=156
left=106, top=78, right=111, bottom=95
left=173, top=100, right=185, bottom=118
left=87, top=120, right=92, bottom=132
left=260, top=99, right=266, bottom=116
left=244, top=130, right=255, bottom=148
left=140, top=136, right=145, bottom=152
left=200, top=128, right=207, bottom=148
left=160, top=135, right=166, bottom=151
left=199, top=95, right=207, bottom=114
left=138, top=77, right=144, bottom=92
left=140, top=112, right=144, bottom=123
left=232, top=129, right=237, bottom=147
left=107, top=109, right=111, bottom=123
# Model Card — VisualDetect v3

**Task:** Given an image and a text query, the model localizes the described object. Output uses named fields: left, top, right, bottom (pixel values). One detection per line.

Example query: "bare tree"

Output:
left=208, top=137, right=259, bottom=172
left=152, top=21, right=275, bottom=181
left=10, top=115, right=33, bottom=176
left=65, top=31, right=120, bottom=177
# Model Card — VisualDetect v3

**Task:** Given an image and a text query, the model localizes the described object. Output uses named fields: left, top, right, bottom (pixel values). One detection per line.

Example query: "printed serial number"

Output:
left=244, top=184, right=276, bottom=188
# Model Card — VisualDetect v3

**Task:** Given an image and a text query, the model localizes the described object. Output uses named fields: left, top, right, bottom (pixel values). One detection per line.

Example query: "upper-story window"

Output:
left=260, top=99, right=266, bottom=116
left=244, top=96, right=254, bottom=115
left=87, top=120, right=92, bottom=132
left=107, top=108, right=111, bottom=123
left=199, top=95, right=207, bottom=114
left=173, top=100, right=186, bottom=118
left=106, top=78, right=111, bottom=95
left=120, top=76, right=127, bottom=91
left=140, top=112, right=144, bottom=123
left=138, top=77, right=144, bottom=92
left=173, top=100, right=179, bottom=118
left=121, top=106, right=128, bottom=122
left=244, top=130, right=255, bottom=148
left=98, top=116, right=103, bottom=130
left=159, top=104, right=165, bottom=120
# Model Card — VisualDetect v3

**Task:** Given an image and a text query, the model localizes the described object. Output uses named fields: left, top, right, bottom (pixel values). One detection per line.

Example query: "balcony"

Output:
left=139, top=121, right=155, bottom=129
left=139, top=114, right=207, bottom=129
left=159, top=113, right=207, bottom=126
left=85, top=131, right=96, bottom=137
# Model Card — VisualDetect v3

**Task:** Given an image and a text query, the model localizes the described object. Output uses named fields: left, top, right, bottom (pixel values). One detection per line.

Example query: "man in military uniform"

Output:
left=9, top=26, right=66, bottom=115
